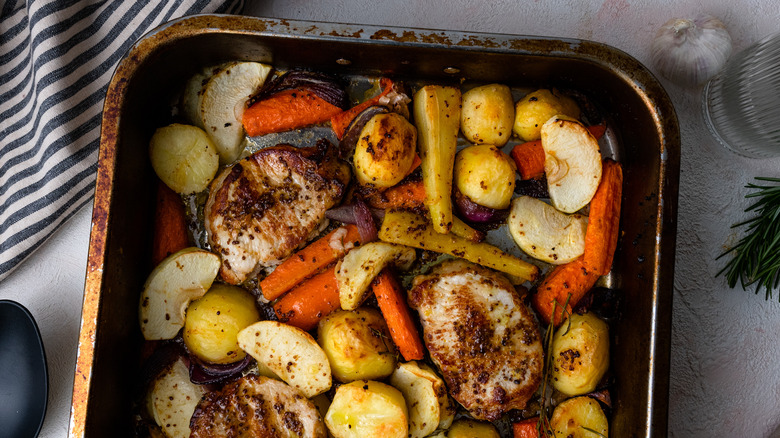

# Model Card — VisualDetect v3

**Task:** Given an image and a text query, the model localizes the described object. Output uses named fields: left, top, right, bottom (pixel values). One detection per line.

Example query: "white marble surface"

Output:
left=2, top=0, right=780, bottom=437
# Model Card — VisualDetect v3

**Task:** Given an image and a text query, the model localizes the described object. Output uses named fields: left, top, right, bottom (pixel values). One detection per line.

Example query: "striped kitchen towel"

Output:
left=0, top=0, right=243, bottom=281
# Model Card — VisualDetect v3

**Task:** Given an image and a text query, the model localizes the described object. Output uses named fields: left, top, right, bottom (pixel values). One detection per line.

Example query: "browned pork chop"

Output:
left=408, top=259, right=544, bottom=421
left=205, top=140, right=350, bottom=284
left=190, top=374, right=327, bottom=437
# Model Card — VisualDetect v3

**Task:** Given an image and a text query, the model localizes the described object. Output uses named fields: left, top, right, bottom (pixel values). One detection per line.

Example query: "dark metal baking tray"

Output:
left=70, top=14, right=679, bottom=437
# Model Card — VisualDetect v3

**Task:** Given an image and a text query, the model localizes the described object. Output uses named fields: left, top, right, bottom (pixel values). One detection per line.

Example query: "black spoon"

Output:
left=0, top=300, right=48, bottom=438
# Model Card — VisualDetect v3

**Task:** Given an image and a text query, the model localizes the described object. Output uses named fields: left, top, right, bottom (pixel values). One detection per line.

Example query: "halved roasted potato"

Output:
left=541, top=116, right=603, bottom=213
left=513, top=89, right=581, bottom=141
left=325, top=380, right=408, bottom=438
left=552, top=312, right=610, bottom=396
left=199, top=61, right=272, bottom=163
left=354, top=112, right=417, bottom=188
left=148, top=358, right=206, bottom=438
left=460, top=83, right=514, bottom=147
left=550, top=396, right=609, bottom=437
left=508, top=196, right=588, bottom=264
left=149, top=123, right=220, bottom=194
left=139, top=248, right=221, bottom=340
left=389, top=362, right=441, bottom=438
left=318, top=308, right=397, bottom=383
left=336, top=242, right=416, bottom=310
left=237, top=321, right=332, bottom=397
left=446, top=419, right=500, bottom=438
left=183, top=284, right=260, bottom=364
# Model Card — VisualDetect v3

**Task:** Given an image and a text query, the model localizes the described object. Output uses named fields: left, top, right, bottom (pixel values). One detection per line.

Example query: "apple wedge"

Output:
left=541, top=116, right=603, bottom=213
left=335, top=242, right=416, bottom=311
left=390, top=362, right=441, bottom=438
left=148, top=357, right=206, bottom=438
left=199, top=61, right=272, bottom=163
left=139, top=247, right=220, bottom=340
left=508, top=196, right=588, bottom=264
left=237, top=321, right=332, bottom=398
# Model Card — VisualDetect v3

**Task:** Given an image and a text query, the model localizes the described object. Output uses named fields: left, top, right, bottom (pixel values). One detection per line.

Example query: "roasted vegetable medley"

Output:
left=138, top=61, right=623, bottom=438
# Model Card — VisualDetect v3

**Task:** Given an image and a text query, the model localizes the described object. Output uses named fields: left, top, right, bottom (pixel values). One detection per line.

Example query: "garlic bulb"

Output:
left=651, top=14, right=732, bottom=87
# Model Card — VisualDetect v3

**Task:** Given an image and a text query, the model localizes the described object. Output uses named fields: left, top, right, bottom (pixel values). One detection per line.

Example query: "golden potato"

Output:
left=552, top=312, right=609, bottom=396
left=550, top=396, right=609, bottom=437
left=318, top=308, right=397, bottom=383
left=325, top=380, right=408, bottom=438
left=447, top=419, right=500, bottom=438
left=149, top=123, right=220, bottom=194
left=460, top=83, right=514, bottom=147
left=183, top=284, right=260, bottom=364
left=513, top=89, right=580, bottom=141
left=454, top=144, right=516, bottom=209
left=354, top=113, right=417, bottom=188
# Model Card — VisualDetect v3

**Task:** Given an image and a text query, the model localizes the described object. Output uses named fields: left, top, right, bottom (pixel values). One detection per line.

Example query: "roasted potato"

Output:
left=453, top=144, right=516, bottom=210
left=325, top=380, right=408, bottom=438
left=542, top=116, right=603, bottom=213
left=552, top=312, right=609, bottom=396
left=354, top=113, right=417, bottom=188
left=149, top=123, right=220, bottom=194
left=183, top=284, right=260, bottom=364
left=389, top=362, right=441, bottom=438
left=336, top=242, right=416, bottom=310
left=139, top=247, right=220, bottom=341
left=147, top=358, right=206, bottom=438
left=318, top=308, right=397, bottom=383
left=460, top=84, right=514, bottom=147
left=446, top=419, right=501, bottom=438
left=550, top=396, right=609, bottom=437
left=413, top=85, right=461, bottom=234
left=508, top=196, right=588, bottom=264
left=513, top=89, right=580, bottom=141
left=237, top=321, right=332, bottom=398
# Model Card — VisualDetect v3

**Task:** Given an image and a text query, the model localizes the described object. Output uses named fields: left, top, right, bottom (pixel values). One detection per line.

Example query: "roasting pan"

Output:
left=70, top=14, right=679, bottom=437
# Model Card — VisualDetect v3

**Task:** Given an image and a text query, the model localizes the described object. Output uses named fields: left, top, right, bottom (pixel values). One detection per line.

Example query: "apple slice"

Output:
left=508, top=196, right=588, bottom=264
left=139, top=247, right=220, bottom=340
left=199, top=61, right=272, bottom=163
left=390, top=362, right=440, bottom=438
left=541, top=116, right=603, bottom=213
left=148, top=357, right=206, bottom=438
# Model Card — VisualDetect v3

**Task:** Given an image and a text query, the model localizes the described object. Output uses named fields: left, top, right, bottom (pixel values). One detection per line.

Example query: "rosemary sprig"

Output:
left=536, top=295, right=572, bottom=437
left=717, top=177, right=780, bottom=300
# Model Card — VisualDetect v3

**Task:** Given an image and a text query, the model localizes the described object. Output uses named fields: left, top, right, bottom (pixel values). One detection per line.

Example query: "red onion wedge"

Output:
left=188, top=354, right=255, bottom=385
left=325, top=200, right=379, bottom=243
left=453, top=188, right=510, bottom=223
left=250, top=70, right=348, bottom=109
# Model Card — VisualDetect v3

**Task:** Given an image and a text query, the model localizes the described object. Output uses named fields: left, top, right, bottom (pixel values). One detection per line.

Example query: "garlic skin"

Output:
left=651, top=14, right=732, bottom=87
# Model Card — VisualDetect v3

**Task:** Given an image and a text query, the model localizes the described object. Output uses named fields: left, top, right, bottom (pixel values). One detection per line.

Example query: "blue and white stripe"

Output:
left=0, top=0, right=243, bottom=280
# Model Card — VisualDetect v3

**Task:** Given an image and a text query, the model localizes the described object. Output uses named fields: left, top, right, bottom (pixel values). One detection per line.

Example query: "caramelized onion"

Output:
left=453, top=188, right=509, bottom=223
left=251, top=70, right=348, bottom=109
left=325, top=200, right=379, bottom=243
left=188, top=354, right=255, bottom=385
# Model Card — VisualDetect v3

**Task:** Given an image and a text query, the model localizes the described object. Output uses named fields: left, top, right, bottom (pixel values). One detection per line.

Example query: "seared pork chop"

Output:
left=190, top=374, right=327, bottom=438
left=205, top=140, right=350, bottom=284
left=408, top=260, right=543, bottom=421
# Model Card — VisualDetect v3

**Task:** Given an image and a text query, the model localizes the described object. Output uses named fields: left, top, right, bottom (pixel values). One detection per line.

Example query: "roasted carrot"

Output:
left=371, top=268, right=424, bottom=361
left=331, top=78, right=395, bottom=140
left=511, top=124, right=608, bottom=181
left=511, top=140, right=546, bottom=180
left=513, top=418, right=546, bottom=438
left=531, top=257, right=600, bottom=326
left=273, top=265, right=341, bottom=331
left=582, top=159, right=623, bottom=276
left=151, top=180, right=189, bottom=266
left=242, top=88, right=343, bottom=137
left=260, top=225, right=361, bottom=301
left=365, top=179, right=426, bottom=210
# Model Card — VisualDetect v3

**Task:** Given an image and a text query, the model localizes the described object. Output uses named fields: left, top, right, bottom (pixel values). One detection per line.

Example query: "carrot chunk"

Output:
left=365, top=179, right=426, bottom=210
left=260, top=225, right=361, bottom=301
left=582, top=159, right=623, bottom=276
left=151, top=180, right=189, bottom=266
left=371, top=268, right=424, bottom=361
left=273, top=266, right=341, bottom=331
left=243, top=88, right=343, bottom=137
left=513, top=418, right=547, bottom=438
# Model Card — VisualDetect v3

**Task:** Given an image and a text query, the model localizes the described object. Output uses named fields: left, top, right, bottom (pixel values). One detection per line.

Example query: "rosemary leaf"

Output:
left=718, top=177, right=780, bottom=300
